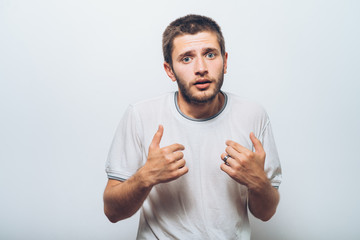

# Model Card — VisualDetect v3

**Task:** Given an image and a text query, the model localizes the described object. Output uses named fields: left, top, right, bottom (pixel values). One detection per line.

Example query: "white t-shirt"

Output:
left=106, top=91, right=282, bottom=240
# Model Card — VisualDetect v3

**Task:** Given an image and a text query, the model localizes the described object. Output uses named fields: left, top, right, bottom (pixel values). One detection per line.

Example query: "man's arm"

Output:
left=103, top=125, right=188, bottom=223
left=248, top=180, right=279, bottom=221
left=103, top=172, right=153, bottom=223
left=220, top=132, right=279, bottom=221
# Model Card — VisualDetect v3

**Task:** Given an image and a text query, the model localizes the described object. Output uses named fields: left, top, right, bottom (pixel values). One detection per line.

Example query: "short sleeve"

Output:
left=259, top=121, right=282, bottom=188
left=105, top=105, right=144, bottom=181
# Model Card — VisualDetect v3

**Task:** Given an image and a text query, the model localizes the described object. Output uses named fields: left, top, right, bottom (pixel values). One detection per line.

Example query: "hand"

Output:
left=140, top=125, right=188, bottom=187
left=220, top=132, right=268, bottom=191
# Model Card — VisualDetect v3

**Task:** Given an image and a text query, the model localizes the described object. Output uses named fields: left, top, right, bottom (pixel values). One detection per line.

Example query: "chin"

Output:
left=188, top=89, right=219, bottom=104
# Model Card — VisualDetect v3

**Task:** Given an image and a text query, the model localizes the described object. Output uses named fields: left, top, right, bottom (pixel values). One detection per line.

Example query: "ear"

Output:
left=223, top=52, right=228, bottom=74
left=163, top=62, right=177, bottom=82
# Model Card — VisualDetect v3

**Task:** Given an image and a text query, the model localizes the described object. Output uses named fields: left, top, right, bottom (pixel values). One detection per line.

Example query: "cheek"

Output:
left=174, top=65, right=194, bottom=78
left=210, top=62, right=224, bottom=75
left=210, top=58, right=224, bottom=68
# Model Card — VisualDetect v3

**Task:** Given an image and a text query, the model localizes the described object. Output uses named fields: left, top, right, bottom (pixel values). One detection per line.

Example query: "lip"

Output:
left=194, top=79, right=211, bottom=85
left=194, top=79, right=211, bottom=90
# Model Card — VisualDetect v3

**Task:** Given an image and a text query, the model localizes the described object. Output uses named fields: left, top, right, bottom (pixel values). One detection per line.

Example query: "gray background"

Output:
left=1, top=0, right=359, bottom=239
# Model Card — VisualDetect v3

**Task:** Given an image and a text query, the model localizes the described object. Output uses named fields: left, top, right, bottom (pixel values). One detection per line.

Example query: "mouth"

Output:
left=194, top=79, right=212, bottom=90
left=195, top=79, right=211, bottom=84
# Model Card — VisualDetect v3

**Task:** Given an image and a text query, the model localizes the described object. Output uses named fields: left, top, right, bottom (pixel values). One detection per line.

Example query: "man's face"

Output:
left=165, top=31, right=228, bottom=104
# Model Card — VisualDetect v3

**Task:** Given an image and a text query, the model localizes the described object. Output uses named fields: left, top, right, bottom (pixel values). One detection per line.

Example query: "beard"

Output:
left=174, top=69, right=225, bottom=104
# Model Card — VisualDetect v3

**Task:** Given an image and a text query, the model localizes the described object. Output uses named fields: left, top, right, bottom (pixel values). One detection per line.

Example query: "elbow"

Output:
left=259, top=214, right=273, bottom=222
left=258, top=209, right=276, bottom=222
left=107, top=216, right=119, bottom=224
left=105, top=209, right=128, bottom=223
left=107, top=217, right=118, bottom=224
left=104, top=206, right=131, bottom=223
left=104, top=203, right=124, bottom=223
left=104, top=208, right=120, bottom=223
left=103, top=194, right=124, bottom=223
left=108, top=217, right=120, bottom=224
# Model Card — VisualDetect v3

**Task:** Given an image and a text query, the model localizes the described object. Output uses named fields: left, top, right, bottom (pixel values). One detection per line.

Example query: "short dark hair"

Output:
left=162, top=14, right=226, bottom=68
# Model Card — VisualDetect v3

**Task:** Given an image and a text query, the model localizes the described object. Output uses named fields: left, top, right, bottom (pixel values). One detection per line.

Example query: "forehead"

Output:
left=172, top=31, right=220, bottom=56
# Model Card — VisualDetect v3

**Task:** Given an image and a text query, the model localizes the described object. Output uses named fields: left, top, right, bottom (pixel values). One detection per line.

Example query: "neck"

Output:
left=177, top=91, right=225, bottom=120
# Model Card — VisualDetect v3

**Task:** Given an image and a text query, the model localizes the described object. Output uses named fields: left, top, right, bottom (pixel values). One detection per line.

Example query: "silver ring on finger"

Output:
left=223, top=154, right=231, bottom=165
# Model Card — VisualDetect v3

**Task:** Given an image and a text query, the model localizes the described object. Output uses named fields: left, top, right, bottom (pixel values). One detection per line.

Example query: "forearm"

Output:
left=104, top=126, right=188, bottom=223
left=103, top=168, right=153, bottom=223
left=248, top=179, right=280, bottom=221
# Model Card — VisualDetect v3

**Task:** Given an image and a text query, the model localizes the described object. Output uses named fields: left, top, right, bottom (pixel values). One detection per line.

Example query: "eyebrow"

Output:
left=177, top=50, right=195, bottom=62
left=203, top=47, right=219, bottom=54
left=176, top=48, right=220, bottom=61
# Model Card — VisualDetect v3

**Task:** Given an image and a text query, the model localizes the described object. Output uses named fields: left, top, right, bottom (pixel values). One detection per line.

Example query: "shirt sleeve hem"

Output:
left=106, top=169, right=132, bottom=182
left=271, top=180, right=281, bottom=189
left=108, top=175, right=127, bottom=182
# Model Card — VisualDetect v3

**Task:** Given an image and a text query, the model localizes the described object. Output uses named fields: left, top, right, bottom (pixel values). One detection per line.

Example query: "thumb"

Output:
left=149, top=125, right=164, bottom=150
left=250, top=132, right=264, bottom=154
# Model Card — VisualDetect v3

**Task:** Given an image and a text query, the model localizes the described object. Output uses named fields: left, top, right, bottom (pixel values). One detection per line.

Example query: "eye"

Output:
left=206, top=52, right=216, bottom=59
left=182, top=56, right=191, bottom=63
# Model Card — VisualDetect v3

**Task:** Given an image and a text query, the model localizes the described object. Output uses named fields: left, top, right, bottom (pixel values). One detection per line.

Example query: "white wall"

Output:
left=1, top=0, right=359, bottom=239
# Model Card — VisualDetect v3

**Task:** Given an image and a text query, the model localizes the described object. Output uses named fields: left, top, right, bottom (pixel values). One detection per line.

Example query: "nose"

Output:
left=194, top=56, right=208, bottom=76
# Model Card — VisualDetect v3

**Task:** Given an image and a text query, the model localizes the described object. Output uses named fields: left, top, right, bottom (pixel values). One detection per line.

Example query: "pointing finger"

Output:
left=226, top=140, right=249, bottom=154
left=167, top=143, right=185, bottom=152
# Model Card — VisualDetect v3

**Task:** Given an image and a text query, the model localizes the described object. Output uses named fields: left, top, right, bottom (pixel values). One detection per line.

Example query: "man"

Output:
left=104, top=14, right=281, bottom=239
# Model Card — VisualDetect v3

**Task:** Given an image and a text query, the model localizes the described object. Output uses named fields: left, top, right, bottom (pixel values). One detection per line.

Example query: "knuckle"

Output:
left=175, top=143, right=185, bottom=150
left=225, top=146, right=232, bottom=153
left=180, top=165, right=189, bottom=174
left=246, top=152, right=254, bottom=158
left=228, top=169, right=236, bottom=178
left=180, top=161, right=187, bottom=169
left=233, top=164, right=243, bottom=171
left=169, top=172, right=177, bottom=178
left=239, top=159, right=248, bottom=168
left=164, top=155, right=173, bottom=163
